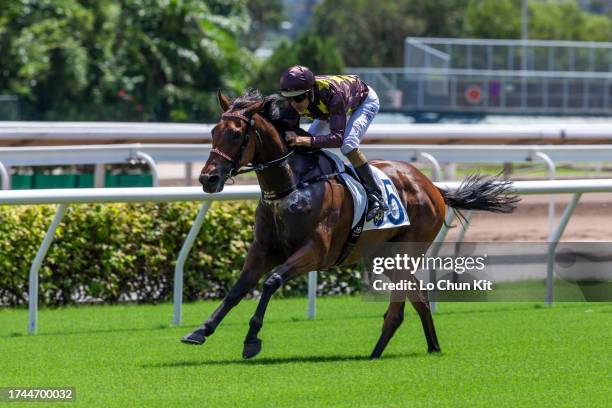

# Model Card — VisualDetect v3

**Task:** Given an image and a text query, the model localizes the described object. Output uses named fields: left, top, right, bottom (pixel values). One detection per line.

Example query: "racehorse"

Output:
left=182, top=89, right=518, bottom=359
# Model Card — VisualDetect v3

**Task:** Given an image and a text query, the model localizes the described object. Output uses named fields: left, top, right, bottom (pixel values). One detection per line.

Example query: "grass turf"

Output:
left=0, top=297, right=610, bottom=407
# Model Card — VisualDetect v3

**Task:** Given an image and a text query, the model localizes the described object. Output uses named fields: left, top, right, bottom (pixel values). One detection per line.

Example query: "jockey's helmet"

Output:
left=280, top=66, right=315, bottom=97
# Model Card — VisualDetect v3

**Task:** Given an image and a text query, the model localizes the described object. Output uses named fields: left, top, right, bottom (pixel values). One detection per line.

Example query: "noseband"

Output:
left=210, top=111, right=295, bottom=177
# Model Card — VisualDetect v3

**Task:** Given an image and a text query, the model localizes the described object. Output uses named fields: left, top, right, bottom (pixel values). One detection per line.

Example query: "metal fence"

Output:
left=348, top=37, right=612, bottom=118
left=405, top=37, right=612, bottom=72
left=351, top=68, right=612, bottom=116
left=7, top=122, right=612, bottom=145
left=2, top=141, right=611, bottom=241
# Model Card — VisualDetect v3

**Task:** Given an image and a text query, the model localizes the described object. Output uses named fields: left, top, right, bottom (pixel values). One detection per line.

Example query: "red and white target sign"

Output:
left=465, top=85, right=482, bottom=104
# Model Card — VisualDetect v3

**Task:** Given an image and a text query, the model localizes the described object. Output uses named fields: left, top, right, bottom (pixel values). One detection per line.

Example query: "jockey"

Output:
left=280, top=65, right=388, bottom=222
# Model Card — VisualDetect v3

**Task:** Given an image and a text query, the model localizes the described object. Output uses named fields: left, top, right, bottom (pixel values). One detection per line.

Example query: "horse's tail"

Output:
left=436, top=173, right=520, bottom=223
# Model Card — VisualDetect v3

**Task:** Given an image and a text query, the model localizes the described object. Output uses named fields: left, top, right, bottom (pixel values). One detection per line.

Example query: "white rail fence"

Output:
left=2, top=143, right=612, bottom=190
left=4, top=143, right=612, bottom=168
left=5, top=121, right=612, bottom=144
left=3, top=142, right=611, bottom=238
left=1, top=179, right=611, bottom=334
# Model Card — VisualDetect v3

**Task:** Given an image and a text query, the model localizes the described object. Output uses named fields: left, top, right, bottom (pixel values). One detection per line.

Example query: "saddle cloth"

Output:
left=321, top=151, right=410, bottom=231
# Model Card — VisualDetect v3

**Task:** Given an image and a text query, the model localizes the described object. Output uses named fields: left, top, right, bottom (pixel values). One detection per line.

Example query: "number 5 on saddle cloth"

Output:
left=320, top=151, right=410, bottom=264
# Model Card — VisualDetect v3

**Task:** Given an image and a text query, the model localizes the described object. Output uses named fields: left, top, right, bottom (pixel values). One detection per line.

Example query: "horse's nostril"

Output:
left=198, top=174, right=208, bottom=185
left=208, top=175, right=220, bottom=185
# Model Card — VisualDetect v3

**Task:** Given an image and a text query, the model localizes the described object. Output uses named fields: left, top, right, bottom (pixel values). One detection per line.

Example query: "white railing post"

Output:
left=173, top=201, right=211, bottom=325
left=0, top=161, right=9, bottom=190
left=453, top=210, right=473, bottom=252
left=94, top=164, right=105, bottom=188
left=428, top=210, right=456, bottom=313
left=534, top=152, right=557, bottom=240
left=185, top=163, right=193, bottom=186
left=418, top=152, right=443, bottom=312
left=307, top=271, right=318, bottom=319
left=546, top=193, right=581, bottom=305
left=419, top=152, right=442, bottom=181
left=28, top=203, right=68, bottom=334
left=135, top=152, right=159, bottom=187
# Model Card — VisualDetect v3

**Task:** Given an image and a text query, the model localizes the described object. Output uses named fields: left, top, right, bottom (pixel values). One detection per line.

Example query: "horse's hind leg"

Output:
left=409, top=288, right=441, bottom=353
left=370, top=301, right=405, bottom=359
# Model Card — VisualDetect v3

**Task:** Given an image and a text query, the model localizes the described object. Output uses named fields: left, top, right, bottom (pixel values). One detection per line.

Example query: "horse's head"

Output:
left=200, top=90, right=265, bottom=193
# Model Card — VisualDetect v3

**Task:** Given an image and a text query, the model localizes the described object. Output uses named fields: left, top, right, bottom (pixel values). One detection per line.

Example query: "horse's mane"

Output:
left=262, top=94, right=302, bottom=133
left=230, top=88, right=264, bottom=110
left=229, top=88, right=308, bottom=135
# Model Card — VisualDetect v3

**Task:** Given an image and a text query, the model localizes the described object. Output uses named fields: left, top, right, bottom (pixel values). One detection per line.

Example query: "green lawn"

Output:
left=1, top=297, right=610, bottom=407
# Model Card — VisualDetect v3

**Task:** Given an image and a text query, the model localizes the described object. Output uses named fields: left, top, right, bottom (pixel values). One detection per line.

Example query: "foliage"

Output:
left=245, top=0, right=284, bottom=51
left=5, top=0, right=612, bottom=118
left=251, top=31, right=345, bottom=94
left=309, top=0, right=468, bottom=67
left=528, top=0, right=612, bottom=41
left=463, top=0, right=612, bottom=41
left=462, top=0, right=522, bottom=39
left=310, top=0, right=612, bottom=67
left=0, top=0, right=255, bottom=121
left=0, top=201, right=362, bottom=306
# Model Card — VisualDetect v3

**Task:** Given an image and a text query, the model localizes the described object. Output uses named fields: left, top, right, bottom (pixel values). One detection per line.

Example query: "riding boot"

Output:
left=355, top=163, right=389, bottom=222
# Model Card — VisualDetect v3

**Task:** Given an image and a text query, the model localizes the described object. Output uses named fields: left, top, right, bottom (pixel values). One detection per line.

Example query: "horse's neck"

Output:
left=253, top=123, right=298, bottom=198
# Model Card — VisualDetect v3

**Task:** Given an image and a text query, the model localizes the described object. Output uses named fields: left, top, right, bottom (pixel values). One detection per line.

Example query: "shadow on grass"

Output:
left=143, top=352, right=419, bottom=368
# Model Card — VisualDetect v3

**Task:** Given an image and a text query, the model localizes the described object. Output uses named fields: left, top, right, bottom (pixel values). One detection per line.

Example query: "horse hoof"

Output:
left=428, top=346, right=441, bottom=353
left=181, top=329, right=206, bottom=345
left=242, top=339, right=262, bottom=359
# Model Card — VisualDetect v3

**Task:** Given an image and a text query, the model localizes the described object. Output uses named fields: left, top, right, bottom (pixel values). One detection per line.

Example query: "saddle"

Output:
left=292, top=148, right=410, bottom=264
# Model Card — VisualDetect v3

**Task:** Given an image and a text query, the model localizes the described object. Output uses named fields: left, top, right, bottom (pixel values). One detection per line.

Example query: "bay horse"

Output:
left=182, top=89, right=518, bottom=359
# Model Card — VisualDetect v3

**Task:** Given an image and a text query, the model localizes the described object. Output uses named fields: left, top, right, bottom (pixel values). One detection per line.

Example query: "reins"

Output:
left=211, top=111, right=296, bottom=178
left=233, top=149, right=296, bottom=176
left=212, top=108, right=345, bottom=200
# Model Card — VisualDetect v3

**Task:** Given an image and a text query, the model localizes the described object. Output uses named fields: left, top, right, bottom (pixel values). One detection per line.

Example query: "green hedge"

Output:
left=0, top=202, right=361, bottom=306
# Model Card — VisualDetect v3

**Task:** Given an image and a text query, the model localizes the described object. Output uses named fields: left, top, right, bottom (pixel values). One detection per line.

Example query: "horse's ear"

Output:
left=217, top=90, right=231, bottom=111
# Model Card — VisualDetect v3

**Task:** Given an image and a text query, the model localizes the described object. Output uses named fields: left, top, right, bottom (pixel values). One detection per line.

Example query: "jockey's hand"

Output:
left=285, top=131, right=312, bottom=147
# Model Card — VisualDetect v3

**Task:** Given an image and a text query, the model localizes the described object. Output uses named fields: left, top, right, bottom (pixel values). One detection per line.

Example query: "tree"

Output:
left=245, top=0, right=284, bottom=51
left=0, top=0, right=97, bottom=118
left=410, top=0, right=468, bottom=38
left=462, top=0, right=522, bottom=39
left=251, top=32, right=345, bottom=95
left=310, top=0, right=422, bottom=67
left=462, top=0, right=612, bottom=42
left=310, top=0, right=469, bottom=67
left=108, top=0, right=254, bottom=121
left=529, top=1, right=612, bottom=41
left=0, top=0, right=256, bottom=121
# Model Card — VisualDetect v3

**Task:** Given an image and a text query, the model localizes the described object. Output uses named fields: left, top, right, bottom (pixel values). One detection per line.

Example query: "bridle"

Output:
left=210, top=111, right=295, bottom=178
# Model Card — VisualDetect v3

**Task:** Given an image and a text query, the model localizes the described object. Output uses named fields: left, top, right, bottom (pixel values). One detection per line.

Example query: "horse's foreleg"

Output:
left=181, top=242, right=275, bottom=346
left=370, top=301, right=405, bottom=359
left=242, top=241, right=319, bottom=359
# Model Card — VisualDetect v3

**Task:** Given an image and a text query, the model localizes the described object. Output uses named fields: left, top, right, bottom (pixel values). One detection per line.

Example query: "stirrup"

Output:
left=366, top=196, right=388, bottom=222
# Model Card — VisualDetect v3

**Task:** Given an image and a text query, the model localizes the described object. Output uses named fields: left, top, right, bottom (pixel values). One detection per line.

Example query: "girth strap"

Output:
left=334, top=178, right=367, bottom=266
left=295, top=171, right=344, bottom=190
